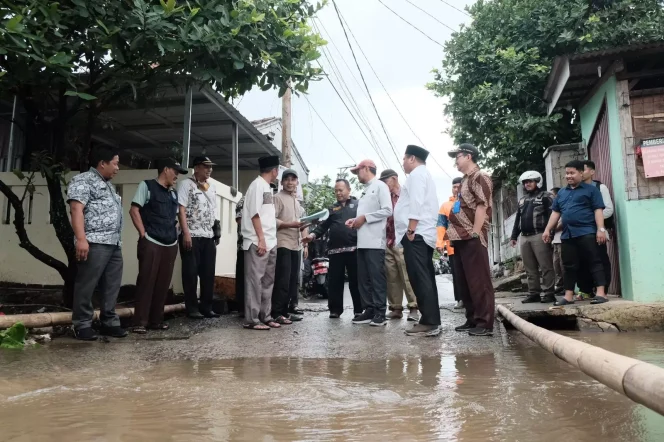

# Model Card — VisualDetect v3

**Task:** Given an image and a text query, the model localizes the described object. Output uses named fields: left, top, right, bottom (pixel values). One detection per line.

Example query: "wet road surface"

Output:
left=1, top=275, right=664, bottom=441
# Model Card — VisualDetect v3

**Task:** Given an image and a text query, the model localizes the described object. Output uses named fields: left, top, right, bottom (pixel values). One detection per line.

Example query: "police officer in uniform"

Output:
left=509, top=171, right=556, bottom=303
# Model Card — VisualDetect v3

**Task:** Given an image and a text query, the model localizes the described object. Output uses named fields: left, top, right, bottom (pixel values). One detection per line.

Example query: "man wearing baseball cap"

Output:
left=379, top=169, right=419, bottom=322
left=129, top=158, right=187, bottom=333
left=347, top=159, right=393, bottom=327
left=271, top=168, right=307, bottom=324
left=394, top=145, right=441, bottom=337
left=177, top=155, right=220, bottom=319
left=445, top=143, right=495, bottom=337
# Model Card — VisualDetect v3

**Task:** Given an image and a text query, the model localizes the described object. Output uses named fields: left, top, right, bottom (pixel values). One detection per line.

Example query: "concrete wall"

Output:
left=0, top=170, right=240, bottom=292
left=579, top=77, right=664, bottom=302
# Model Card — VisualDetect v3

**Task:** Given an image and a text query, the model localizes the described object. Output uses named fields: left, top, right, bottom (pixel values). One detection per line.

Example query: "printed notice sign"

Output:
left=642, top=138, right=664, bottom=178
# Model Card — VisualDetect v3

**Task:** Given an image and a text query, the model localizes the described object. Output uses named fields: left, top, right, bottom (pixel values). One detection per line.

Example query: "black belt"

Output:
left=521, top=231, right=545, bottom=237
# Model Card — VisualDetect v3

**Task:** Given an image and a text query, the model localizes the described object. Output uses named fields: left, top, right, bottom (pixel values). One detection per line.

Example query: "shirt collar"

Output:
left=464, top=165, right=480, bottom=178
left=392, top=186, right=401, bottom=197
left=364, top=177, right=376, bottom=188
left=90, top=167, right=108, bottom=182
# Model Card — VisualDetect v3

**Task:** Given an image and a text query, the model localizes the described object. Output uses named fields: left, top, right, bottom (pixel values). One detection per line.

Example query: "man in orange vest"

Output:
left=437, top=177, right=463, bottom=309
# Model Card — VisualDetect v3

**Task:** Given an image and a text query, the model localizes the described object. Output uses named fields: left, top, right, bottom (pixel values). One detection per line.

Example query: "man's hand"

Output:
left=139, top=231, right=146, bottom=239
left=542, top=231, right=551, bottom=244
left=257, top=237, right=267, bottom=256
left=345, top=218, right=355, bottom=228
left=183, top=231, right=193, bottom=251
left=303, top=246, right=309, bottom=260
left=510, top=239, right=517, bottom=248
left=300, top=222, right=311, bottom=231
left=76, top=238, right=90, bottom=261
left=351, top=215, right=366, bottom=230
left=302, top=233, right=315, bottom=244
left=284, top=221, right=305, bottom=229
left=407, top=231, right=415, bottom=242
left=436, top=247, right=444, bottom=254
left=597, top=230, right=607, bottom=245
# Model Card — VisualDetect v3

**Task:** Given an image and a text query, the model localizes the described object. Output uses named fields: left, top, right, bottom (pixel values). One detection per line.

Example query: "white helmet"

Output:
left=519, top=171, right=543, bottom=188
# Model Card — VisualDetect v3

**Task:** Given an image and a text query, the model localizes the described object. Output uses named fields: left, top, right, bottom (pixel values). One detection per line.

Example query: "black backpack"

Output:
left=594, top=181, right=615, bottom=230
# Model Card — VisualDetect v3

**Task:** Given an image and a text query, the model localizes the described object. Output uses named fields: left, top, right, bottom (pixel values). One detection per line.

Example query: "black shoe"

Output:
left=287, top=314, right=303, bottom=322
left=352, top=311, right=373, bottom=324
left=468, top=327, right=493, bottom=337
left=454, top=321, right=475, bottom=332
left=369, top=316, right=387, bottom=327
left=73, top=327, right=98, bottom=341
left=99, top=326, right=128, bottom=338
left=541, top=294, right=557, bottom=303
left=329, top=313, right=341, bottom=319
left=521, top=294, right=541, bottom=304
left=187, top=311, right=205, bottom=319
left=200, top=310, right=220, bottom=318
left=289, top=307, right=304, bottom=315
left=353, top=313, right=362, bottom=321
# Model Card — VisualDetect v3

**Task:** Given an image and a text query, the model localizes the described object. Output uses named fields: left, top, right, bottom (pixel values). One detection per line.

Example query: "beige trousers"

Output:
left=385, top=246, right=417, bottom=310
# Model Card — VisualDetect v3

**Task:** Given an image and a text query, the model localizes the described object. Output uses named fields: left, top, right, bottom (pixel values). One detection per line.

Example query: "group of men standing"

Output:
left=67, top=150, right=221, bottom=340
left=510, top=160, right=614, bottom=306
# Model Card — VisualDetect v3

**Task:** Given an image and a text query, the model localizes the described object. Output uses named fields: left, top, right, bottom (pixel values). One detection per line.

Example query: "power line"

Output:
left=401, top=0, right=457, bottom=33
left=337, top=9, right=455, bottom=180
left=303, top=95, right=356, bottom=163
left=332, top=0, right=404, bottom=172
left=437, top=0, right=471, bottom=18
left=376, top=0, right=445, bottom=48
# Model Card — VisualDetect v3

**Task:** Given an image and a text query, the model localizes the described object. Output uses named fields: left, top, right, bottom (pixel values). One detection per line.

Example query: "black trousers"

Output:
left=401, top=235, right=441, bottom=326
left=232, top=248, right=245, bottom=313
left=272, top=248, right=300, bottom=318
left=357, top=249, right=387, bottom=318
left=448, top=255, right=461, bottom=302
left=577, top=243, right=611, bottom=294
left=328, top=251, right=362, bottom=315
left=289, top=251, right=301, bottom=310
left=561, top=234, right=606, bottom=292
left=179, top=236, right=216, bottom=314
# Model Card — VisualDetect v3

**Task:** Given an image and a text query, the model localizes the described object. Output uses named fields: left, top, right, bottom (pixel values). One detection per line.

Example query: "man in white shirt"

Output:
left=177, top=156, right=220, bottom=319
left=347, top=159, right=393, bottom=327
left=394, top=145, right=442, bottom=337
left=241, top=155, right=280, bottom=330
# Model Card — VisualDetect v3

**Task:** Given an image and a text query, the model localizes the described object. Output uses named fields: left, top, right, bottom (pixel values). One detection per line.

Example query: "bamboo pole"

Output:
left=0, top=304, right=185, bottom=330
left=497, top=304, right=664, bottom=416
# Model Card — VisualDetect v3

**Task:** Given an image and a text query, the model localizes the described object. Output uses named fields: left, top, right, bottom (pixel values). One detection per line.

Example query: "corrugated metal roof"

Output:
left=569, top=41, right=664, bottom=61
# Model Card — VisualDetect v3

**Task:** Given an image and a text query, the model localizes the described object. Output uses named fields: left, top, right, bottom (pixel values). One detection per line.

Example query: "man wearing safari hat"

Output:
left=241, top=155, right=281, bottom=330
left=379, top=169, right=419, bottom=322
left=347, top=159, right=393, bottom=327
left=394, top=145, right=442, bottom=337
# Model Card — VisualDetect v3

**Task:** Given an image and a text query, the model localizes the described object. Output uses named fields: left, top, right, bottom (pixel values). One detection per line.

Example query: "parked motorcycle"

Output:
left=439, top=253, right=451, bottom=274
left=306, top=257, right=329, bottom=298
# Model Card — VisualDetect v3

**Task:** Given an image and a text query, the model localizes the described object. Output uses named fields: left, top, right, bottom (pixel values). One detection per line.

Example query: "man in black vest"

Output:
left=129, top=158, right=188, bottom=333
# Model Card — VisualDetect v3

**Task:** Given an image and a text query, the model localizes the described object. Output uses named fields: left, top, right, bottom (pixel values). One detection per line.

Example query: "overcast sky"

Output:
left=235, top=0, right=473, bottom=203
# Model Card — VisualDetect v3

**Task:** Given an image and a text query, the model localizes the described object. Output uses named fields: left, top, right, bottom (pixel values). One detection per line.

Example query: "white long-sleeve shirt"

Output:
left=356, top=178, right=392, bottom=249
left=394, top=165, right=439, bottom=249
left=598, top=183, right=614, bottom=219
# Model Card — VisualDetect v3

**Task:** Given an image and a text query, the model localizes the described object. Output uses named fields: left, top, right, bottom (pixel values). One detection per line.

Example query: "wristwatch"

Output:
left=407, top=229, right=415, bottom=235
left=599, top=228, right=607, bottom=233
left=471, top=232, right=480, bottom=239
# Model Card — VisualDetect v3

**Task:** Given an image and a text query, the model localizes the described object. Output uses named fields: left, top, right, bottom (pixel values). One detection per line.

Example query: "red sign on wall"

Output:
left=641, top=138, right=664, bottom=178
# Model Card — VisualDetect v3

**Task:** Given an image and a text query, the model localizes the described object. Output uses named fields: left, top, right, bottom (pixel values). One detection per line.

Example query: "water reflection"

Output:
left=1, top=351, right=663, bottom=441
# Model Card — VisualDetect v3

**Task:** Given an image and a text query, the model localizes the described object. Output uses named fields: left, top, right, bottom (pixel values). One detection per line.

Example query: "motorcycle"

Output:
left=439, top=253, right=451, bottom=274
left=308, top=257, right=329, bottom=298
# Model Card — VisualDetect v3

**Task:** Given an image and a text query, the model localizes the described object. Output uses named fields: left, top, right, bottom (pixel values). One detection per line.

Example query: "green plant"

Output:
left=0, top=322, right=27, bottom=349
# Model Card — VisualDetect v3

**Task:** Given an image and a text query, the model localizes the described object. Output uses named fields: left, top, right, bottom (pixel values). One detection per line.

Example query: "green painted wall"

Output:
left=580, top=77, right=664, bottom=302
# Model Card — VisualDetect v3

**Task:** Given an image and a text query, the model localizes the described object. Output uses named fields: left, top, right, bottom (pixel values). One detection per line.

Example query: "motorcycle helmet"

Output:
left=518, top=170, right=543, bottom=189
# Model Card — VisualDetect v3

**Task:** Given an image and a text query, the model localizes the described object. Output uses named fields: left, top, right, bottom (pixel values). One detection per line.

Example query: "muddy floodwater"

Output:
left=1, top=325, right=664, bottom=441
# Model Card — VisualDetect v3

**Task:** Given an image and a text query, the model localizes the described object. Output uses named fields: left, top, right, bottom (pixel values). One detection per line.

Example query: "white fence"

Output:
left=0, top=170, right=240, bottom=292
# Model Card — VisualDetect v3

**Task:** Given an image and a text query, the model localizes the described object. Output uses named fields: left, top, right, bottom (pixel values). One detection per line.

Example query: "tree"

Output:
left=427, top=0, right=664, bottom=182
left=0, top=0, right=326, bottom=305
left=302, top=173, right=361, bottom=215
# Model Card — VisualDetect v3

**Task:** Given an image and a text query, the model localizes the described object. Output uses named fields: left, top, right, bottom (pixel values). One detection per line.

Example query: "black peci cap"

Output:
left=405, top=145, right=429, bottom=161
left=258, top=155, right=280, bottom=169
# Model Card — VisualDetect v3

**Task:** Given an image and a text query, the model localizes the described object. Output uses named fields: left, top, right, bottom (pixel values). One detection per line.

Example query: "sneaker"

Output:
left=387, top=310, right=403, bottom=320
left=468, top=327, right=493, bottom=337
left=541, top=294, right=557, bottom=303
left=521, top=294, right=541, bottom=304
left=353, top=313, right=363, bottom=321
left=454, top=321, right=475, bottom=332
left=73, top=327, right=98, bottom=341
left=453, top=300, right=464, bottom=309
left=405, top=323, right=441, bottom=337
left=329, top=313, right=341, bottom=319
left=407, top=308, right=420, bottom=322
left=369, top=316, right=387, bottom=327
left=99, top=326, right=128, bottom=338
left=352, top=311, right=373, bottom=324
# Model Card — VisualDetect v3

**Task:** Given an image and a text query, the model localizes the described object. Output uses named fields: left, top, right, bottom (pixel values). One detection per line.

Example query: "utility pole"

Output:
left=281, top=82, right=292, bottom=168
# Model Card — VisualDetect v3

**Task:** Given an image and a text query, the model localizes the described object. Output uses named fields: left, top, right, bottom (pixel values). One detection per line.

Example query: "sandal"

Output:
left=554, top=298, right=575, bottom=306
left=590, top=296, right=609, bottom=304
left=130, top=326, right=147, bottom=334
left=243, top=323, right=270, bottom=331
left=274, top=316, right=293, bottom=325
left=147, top=323, right=169, bottom=330
left=265, top=321, right=281, bottom=328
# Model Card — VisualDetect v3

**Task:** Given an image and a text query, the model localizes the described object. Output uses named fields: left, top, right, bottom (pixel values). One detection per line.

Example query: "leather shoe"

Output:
left=201, top=310, right=220, bottom=318
left=289, top=307, right=304, bottom=315
left=187, top=311, right=205, bottom=319
left=99, top=326, right=128, bottom=338
left=454, top=321, right=475, bottom=332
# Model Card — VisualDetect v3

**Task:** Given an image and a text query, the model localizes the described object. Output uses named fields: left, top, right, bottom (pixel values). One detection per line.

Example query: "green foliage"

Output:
left=428, top=0, right=664, bottom=182
left=0, top=322, right=27, bottom=349
left=303, top=175, right=337, bottom=215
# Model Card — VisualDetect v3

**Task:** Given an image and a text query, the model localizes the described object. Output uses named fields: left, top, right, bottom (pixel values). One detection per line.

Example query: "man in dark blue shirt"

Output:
left=543, top=160, right=608, bottom=306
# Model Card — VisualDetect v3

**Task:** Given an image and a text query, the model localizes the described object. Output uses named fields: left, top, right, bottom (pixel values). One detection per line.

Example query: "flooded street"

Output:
left=1, top=277, right=664, bottom=441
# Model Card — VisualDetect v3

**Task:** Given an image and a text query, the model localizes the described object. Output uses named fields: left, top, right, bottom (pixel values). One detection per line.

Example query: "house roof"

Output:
left=94, top=85, right=279, bottom=169
left=251, top=116, right=310, bottom=174
left=543, top=41, right=664, bottom=115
